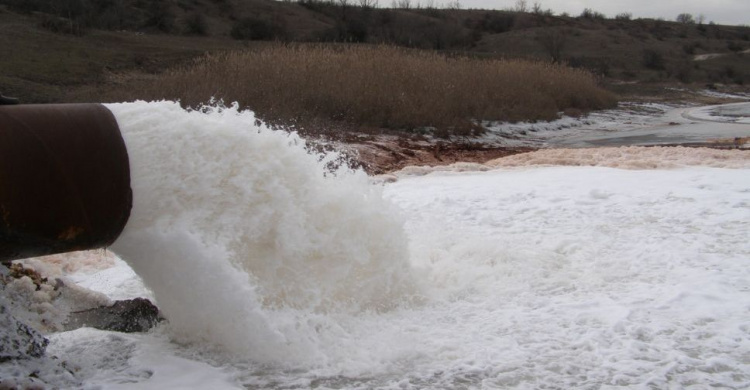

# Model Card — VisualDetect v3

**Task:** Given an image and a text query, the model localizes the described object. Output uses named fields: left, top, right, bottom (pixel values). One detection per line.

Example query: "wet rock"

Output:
left=65, top=298, right=161, bottom=333
left=0, top=265, right=49, bottom=362
left=0, top=301, right=49, bottom=362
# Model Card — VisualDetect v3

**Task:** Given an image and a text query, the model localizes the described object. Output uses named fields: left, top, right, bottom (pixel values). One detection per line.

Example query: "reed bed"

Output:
left=116, top=44, right=617, bottom=132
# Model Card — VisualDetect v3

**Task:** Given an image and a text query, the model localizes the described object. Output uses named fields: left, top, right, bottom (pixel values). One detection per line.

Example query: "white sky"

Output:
left=455, top=0, right=750, bottom=26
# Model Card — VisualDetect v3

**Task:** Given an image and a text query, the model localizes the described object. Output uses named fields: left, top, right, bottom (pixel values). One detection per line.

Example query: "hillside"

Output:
left=0, top=0, right=748, bottom=104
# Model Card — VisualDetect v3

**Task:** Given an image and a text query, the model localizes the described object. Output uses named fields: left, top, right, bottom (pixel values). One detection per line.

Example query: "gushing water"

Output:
left=107, top=101, right=416, bottom=364
left=69, top=101, right=748, bottom=389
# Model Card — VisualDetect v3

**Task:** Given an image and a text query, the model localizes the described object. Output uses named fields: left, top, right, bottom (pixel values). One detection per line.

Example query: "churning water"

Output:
left=108, top=101, right=417, bottom=367
left=87, top=101, right=750, bottom=389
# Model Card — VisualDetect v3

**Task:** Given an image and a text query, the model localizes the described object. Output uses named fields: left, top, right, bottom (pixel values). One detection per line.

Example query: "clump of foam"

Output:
left=106, top=101, right=415, bottom=362
left=3, top=251, right=117, bottom=333
left=1, top=263, right=111, bottom=333
left=486, top=146, right=750, bottom=170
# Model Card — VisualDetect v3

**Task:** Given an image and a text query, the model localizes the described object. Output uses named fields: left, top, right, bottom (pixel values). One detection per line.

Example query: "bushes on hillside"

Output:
left=0, top=0, right=174, bottom=34
left=38, top=13, right=86, bottom=35
left=537, top=28, right=568, bottom=63
left=676, top=13, right=695, bottom=24
left=467, top=12, right=516, bottom=34
left=579, top=8, right=605, bottom=20
left=568, top=56, right=610, bottom=77
left=727, top=41, right=744, bottom=52
left=231, top=17, right=287, bottom=41
left=642, top=49, right=665, bottom=70
left=184, top=13, right=208, bottom=36
left=682, top=42, right=701, bottom=55
left=145, top=1, right=175, bottom=32
left=614, top=13, right=632, bottom=21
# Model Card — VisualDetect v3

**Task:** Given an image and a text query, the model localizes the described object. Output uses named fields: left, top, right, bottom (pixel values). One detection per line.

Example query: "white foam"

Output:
left=8, top=102, right=749, bottom=389
left=106, top=101, right=416, bottom=363
left=381, top=166, right=750, bottom=389
left=47, top=328, right=241, bottom=390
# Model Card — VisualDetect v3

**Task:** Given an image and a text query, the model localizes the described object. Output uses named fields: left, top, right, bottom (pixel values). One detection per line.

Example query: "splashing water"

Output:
left=41, top=101, right=746, bottom=389
left=107, top=101, right=416, bottom=364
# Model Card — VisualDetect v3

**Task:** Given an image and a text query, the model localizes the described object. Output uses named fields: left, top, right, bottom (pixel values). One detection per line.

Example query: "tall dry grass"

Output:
left=113, top=44, right=617, bottom=131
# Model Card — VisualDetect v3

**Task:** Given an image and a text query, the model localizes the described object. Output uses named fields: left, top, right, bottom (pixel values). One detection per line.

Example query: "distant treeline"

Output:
left=0, top=0, right=574, bottom=52
left=285, top=0, right=550, bottom=50
left=0, top=0, right=523, bottom=49
left=3, top=0, right=748, bottom=52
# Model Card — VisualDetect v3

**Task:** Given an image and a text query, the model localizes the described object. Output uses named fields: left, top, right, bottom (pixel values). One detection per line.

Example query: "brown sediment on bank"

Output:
left=343, top=137, right=750, bottom=175
left=379, top=145, right=750, bottom=177
left=342, top=137, right=536, bottom=175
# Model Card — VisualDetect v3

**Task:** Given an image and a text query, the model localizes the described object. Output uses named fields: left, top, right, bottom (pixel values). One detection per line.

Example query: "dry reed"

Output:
left=113, top=44, right=617, bottom=132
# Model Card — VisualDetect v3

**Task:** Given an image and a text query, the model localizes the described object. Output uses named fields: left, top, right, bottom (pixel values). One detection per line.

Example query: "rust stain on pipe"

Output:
left=0, top=104, right=131, bottom=261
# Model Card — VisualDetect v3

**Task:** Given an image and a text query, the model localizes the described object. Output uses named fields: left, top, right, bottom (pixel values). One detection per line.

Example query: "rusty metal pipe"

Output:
left=0, top=104, right=131, bottom=262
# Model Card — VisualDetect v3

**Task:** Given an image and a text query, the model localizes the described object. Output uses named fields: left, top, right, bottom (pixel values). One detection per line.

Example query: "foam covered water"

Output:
left=11, top=102, right=747, bottom=389
left=106, top=101, right=416, bottom=364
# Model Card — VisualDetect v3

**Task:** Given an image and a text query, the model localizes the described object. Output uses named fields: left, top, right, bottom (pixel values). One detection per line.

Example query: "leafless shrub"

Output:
left=358, top=0, right=378, bottom=8
left=184, top=13, right=208, bottom=36
left=394, top=0, right=411, bottom=9
left=538, top=28, right=567, bottom=63
left=642, top=49, right=665, bottom=70
left=445, top=0, right=461, bottom=10
left=531, top=2, right=542, bottom=15
left=579, top=8, right=605, bottom=20
left=513, top=0, right=527, bottom=13
left=676, top=13, right=694, bottom=24
left=230, top=17, right=287, bottom=40
left=614, top=13, right=631, bottom=21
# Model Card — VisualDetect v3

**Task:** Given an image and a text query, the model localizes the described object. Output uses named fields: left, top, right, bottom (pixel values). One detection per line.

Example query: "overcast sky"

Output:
left=456, top=0, right=750, bottom=26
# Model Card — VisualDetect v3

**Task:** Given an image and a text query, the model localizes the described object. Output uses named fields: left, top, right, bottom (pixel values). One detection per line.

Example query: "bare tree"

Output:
left=397, top=0, right=412, bottom=9
left=676, top=13, right=695, bottom=24
left=338, top=0, right=350, bottom=19
left=538, top=28, right=568, bottom=63
left=514, top=0, right=527, bottom=13
left=532, top=1, right=543, bottom=15
left=580, top=8, right=605, bottom=19
left=615, top=12, right=632, bottom=21
left=359, top=0, right=378, bottom=8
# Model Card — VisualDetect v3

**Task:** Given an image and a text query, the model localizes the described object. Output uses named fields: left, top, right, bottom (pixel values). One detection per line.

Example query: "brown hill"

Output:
left=0, top=0, right=748, bottom=104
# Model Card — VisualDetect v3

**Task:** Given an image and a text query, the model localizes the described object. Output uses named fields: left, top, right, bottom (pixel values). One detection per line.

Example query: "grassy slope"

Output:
left=0, top=0, right=748, bottom=105
left=0, top=7, right=246, bottom=103
left=474, top=17, right=750, bottom=85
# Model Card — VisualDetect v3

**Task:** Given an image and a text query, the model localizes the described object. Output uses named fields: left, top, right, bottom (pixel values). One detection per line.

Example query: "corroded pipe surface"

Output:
left=0, top=104, right=131, bottom=261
